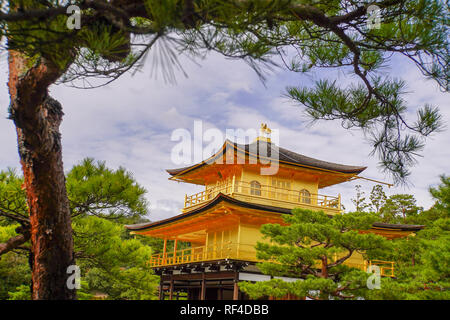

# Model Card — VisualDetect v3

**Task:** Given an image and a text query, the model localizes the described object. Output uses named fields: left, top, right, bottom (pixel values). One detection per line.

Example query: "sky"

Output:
left=0, top=49, right=448, bottom=222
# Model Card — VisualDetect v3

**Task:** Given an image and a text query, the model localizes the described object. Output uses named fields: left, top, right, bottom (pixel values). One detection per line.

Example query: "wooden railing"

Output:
left=149, top=242, right=256, bottom=267
left=183, top=179, right=341, bottom=212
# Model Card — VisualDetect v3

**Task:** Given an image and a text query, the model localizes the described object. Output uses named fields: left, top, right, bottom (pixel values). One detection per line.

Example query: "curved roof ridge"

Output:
left=166, top=139, right=366, bottom=177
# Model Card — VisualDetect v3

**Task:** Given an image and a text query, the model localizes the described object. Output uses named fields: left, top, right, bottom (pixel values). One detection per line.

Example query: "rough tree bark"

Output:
left=8, top=51, right=75, bottom=300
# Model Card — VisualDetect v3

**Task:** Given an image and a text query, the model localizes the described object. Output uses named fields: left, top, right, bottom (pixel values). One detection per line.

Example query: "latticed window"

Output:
left=299, top=189, right=311, bottom=204
left=250, top=180, right=261, bottom=196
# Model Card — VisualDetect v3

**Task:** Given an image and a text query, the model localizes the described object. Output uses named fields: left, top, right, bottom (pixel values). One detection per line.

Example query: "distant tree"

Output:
left=369, top=185, right=387, bottom=214
left=381, top=194, right=422, bottom=223
left=239, top=208, right=389, bottom=300
left=351, top=185, right=370, bottom=212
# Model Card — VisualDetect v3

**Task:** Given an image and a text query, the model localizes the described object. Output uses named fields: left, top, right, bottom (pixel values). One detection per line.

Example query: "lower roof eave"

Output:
left=125, top=193, right=425, bottom=233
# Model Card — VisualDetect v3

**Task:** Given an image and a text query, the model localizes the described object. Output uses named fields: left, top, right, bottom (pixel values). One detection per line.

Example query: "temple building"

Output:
left=125, top=124, right=424, bottom=300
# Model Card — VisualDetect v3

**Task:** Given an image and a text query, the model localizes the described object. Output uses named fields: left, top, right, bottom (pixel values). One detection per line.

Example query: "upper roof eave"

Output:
left=166, top=139, right=366, bottom=179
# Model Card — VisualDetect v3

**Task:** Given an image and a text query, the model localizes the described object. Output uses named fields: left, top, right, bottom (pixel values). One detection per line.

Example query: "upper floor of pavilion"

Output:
left=167, top=124, right=367, bottom=215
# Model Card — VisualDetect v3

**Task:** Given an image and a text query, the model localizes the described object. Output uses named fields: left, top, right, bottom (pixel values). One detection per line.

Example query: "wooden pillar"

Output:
left=173, top=238, right=178, bottom=264
left=200, top=273, right=206, bottom=300
left=233, top=271, right=239, bottom=300
left=205, top=232, right=209, bottom=260
left=213, top=232, right=217, bottom=258
left=169, top=275, right=174, bottom=300
left=221, top=230, right=224, bottom=257
left=236, top=222, right=241, bottom=259
left=159, top=280, right=163, bottom=300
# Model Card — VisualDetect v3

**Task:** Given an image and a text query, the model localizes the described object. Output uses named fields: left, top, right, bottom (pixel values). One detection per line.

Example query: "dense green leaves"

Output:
left=0, top=169, right=28, bottom=223
left=73, top=216, right=159, bottom=300
left=0, top=159, right=158, bottom=300
left=380, top=194, right=422, bottom=223
left=67, top=158, right=148, bottom=219
left=241, top=176, right=450, bottom=300
left=240, top=208, right=389, bottom=299
left=0, top=225, right=31, bottom=300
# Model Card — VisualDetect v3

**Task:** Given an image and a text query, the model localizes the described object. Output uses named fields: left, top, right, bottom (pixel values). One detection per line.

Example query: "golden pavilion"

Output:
left=125, top=124, right=424, bottom=300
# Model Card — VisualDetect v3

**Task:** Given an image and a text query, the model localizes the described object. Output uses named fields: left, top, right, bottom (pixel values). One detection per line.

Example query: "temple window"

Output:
left=299, top=189, right=311, bottom=204
left=250, top=181, right=261, bottom=196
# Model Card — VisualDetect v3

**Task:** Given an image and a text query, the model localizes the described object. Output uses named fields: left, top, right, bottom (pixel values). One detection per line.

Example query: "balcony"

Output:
left=149, top=242, right=257, bottom=267
left=183, top=180, right=341, bottom=214
left=149, top=242, right=394, bottom=277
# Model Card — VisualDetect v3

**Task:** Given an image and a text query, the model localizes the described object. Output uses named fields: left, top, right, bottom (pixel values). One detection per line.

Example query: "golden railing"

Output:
left=345, top=260, right=395, bottom=277
left=149, top=242, right=257, bottom=267
left=183, top=179, right=341, bottom=212
left=149, top=243, right=394, bottom=277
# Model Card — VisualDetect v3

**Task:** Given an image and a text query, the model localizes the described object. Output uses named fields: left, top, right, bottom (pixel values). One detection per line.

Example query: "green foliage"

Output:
left=373, top=177, right=450, bottom=299
left=0, top=169, right=28, bottom=223
left=73, top=216, right=159, bottom=300
left=369, top=219, right=450, bottom=299
left=67, top=158, right=148, bottom=219
left=0, top=249, right=31, bottom=299
left=369, top=185, right=387, bottom=214
left=380, top=194, right=422, bottom=223
left=0, top=159, right=159, bottom=300
left=429, top=175, right=450, bottom=216
left=0, top=224, right=31, bottom=299
left=240, top=208, right=390, bottom=299
left=7, top=285, right=31, bottom=300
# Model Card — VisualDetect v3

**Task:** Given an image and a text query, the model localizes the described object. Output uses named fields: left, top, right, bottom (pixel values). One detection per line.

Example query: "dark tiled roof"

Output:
left=125, top=193, right=423, bottom=233
left=166, top=140, right=366, bottom=177
left=372, top=222, right=425, bottom=231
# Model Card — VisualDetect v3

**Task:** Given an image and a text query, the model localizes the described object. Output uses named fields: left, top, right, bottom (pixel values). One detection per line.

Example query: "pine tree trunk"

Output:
left=8, top=51, right=76, bottom=300
left=321, top=256, right=328, bottom=278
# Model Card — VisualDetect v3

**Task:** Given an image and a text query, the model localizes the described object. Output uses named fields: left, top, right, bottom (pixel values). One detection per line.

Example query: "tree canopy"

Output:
left=1, top=0, right=448, bottom=182
left=240, top=176, right=450, bottom=300
left=0, top=159, right=159, bottom=300
left=239, top=208, right=390, bottom=299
